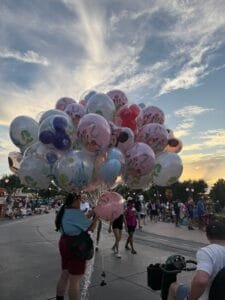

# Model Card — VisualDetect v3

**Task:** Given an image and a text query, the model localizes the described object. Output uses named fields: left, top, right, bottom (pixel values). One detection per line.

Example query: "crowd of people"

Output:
left=4, top=198, right=59, bottom=219
left=129, top=195, right=216, bottom=231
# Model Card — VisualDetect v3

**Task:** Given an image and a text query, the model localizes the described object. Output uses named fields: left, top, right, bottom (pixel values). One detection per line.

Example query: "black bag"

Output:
left=209, top=267, right=225, bottom=300
left=69, top=231, right=94, bottom=260
left=147, top=263, right=163, bottom=290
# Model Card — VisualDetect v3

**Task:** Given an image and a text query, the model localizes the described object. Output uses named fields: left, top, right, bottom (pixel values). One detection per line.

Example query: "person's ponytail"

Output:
left=55, top=204, right=66, bottom=231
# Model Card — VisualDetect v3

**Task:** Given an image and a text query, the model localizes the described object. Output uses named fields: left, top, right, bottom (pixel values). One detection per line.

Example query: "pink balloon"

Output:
left=125, top=142, right=155, bottom=176
left=142, top=106, right=165, bottom=125
left=107, top=89, right=128, bottom=110
left=64, top=103, right=86, bottom=127
left=55, top=97, right=76, bottom=111
left=137, top=123, right=168, bottom=154
left=77, top=113, right=111, bottom=153
left=94, top=191, right=124, bottom=221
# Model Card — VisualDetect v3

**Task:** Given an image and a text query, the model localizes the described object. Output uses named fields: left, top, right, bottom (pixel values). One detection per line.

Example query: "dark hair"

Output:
left=55, top=193, right=81, bottom=231
left=127, top=200, right=133, bottom=206
left=206, top=221, right=225, bottom=240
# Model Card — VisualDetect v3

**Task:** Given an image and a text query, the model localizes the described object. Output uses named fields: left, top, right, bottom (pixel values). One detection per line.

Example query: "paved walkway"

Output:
left=0, top=214, right=208, bottom=300
left=140, top=219, right=208, bottom=244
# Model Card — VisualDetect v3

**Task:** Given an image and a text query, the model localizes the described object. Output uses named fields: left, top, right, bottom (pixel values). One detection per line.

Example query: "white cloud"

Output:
left=175, top=105, right=214, bottom=118
left=180, top=151, right=225, bottom=185
left=201, top=129, right=225, bottom=147
left=160, top=65, right=206, bottom=94
left=182, top=144, right=202, bottom=151
left=0, top=49, right=50, bottom=66
left=174, top=105, right=214, bottom=137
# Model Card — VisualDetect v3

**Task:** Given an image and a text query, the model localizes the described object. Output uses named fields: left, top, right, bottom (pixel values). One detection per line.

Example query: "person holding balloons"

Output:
left=55, top=193, right=98, bottom=300
left=124, top=200, right=138, bottom=254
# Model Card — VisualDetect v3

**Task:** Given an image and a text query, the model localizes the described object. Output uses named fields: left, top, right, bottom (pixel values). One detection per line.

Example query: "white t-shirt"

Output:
left=197, top=243, right=225, bottom=300
left=80, top=201, right=90, bottom=212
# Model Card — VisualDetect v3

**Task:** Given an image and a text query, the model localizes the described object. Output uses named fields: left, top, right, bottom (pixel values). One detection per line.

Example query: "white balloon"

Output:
left=39, top=109, right=68, bottom=124
left=53, top=150, right=94, bottom=192
left=19, top=156, right=51, bottom=189
left=9, top=116, right=39, bottom=153
left=124, top=173, right=153, bottom=190
left=86, top=93, right=116, bottom=121
left=152, top=152, right=183, bottom=186
left=24, top=142, right=62, bottom=167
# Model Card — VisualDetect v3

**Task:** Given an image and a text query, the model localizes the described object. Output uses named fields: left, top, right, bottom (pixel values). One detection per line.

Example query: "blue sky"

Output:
left=0, top=0, right=225, bottom=185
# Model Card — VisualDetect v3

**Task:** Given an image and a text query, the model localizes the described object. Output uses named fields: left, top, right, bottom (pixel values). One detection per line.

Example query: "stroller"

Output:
left=147, top=255, right=196, bottom=300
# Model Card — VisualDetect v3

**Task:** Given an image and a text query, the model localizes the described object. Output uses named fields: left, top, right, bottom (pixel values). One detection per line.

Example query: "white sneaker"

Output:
left=115, top=253, right=122, bottom=259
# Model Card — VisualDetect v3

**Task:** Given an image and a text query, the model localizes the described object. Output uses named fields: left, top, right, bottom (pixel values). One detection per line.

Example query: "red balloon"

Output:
left=118, top=104, right=141, bottom=132
left=129, top=104, right=141, bottom=117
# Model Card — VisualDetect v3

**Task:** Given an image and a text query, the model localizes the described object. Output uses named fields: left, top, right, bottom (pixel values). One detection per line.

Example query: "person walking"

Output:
left=186, top=197, right=195, bottom=230
left=197, top=196, right=205, bottom=230
left=55, top=193, right=98, bottom=300
left=124, top=200, right=137, bottom=254
left=173, top=199, right=180, bottom=227
left=150, top=201, right=159, bottom=222
left=134, top=197, right=142, bottom=229
left=108, top=214, right=125, bottom=258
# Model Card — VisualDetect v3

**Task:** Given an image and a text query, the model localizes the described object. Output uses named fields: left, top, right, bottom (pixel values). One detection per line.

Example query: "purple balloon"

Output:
left=53, top=132, right=71, bottom=151
left=53, top=116, right=68, bottom=131
left=39, top=130, right=55, bottom=144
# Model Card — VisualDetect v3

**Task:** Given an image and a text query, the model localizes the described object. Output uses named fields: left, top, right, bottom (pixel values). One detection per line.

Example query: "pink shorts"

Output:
left=59, top=235, right=86, bottom=275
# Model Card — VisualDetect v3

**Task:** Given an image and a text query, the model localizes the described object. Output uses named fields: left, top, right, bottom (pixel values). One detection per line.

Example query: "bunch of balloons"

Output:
left=8, top=90, right=183, bottom=220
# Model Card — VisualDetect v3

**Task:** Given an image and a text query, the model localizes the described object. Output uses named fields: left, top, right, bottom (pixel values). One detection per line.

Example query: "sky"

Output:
left=0, top=0, right=225, bottom=186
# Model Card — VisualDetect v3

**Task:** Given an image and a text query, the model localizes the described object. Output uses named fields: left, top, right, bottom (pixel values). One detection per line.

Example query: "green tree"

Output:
left=210, top=179, right=225, bottom=207
left=0, top=174, right=22, bottom=194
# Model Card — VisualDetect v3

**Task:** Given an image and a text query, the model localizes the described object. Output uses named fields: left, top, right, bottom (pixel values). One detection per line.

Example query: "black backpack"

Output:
left=209, top=267, right=225, bottom=300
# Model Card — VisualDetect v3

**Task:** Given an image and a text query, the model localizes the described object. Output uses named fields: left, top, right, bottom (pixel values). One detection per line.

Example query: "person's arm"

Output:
left=123, top=214, right=128, bottom=231
left=108, top=221, right=112, bottom=233
left=188, top=270, right=209, bottom=300
left=88, top=214, right=99, bottom=232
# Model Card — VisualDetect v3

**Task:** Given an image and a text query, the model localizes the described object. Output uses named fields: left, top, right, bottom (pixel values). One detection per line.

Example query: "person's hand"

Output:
left=108, top=227, right=112, bottom=233
left=93, top=213, right=99, bottom=221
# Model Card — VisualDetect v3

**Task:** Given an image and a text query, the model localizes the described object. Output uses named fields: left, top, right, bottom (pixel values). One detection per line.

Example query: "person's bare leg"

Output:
left=113, top=228, right=122, bottom=253
left=56, top=270, right=69, bottom=298
left=125, top=234, right=131, bottom=249
left=167, top=282, right=178, bottom=300
left=68, top=274, right=82, bottom=300
left=129, top=232, right=137, bottom=254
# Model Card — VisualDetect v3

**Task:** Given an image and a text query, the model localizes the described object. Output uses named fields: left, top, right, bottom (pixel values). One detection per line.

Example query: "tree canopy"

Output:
left=210, top=179, right=225, bottom=206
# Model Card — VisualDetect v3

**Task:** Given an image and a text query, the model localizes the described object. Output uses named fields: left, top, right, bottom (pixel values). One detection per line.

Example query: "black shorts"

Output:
left=112, top=214, right=123, bottom=230
left=151, top=210, right=158, bottom=216
left=127, top=226, right=136, bottom=233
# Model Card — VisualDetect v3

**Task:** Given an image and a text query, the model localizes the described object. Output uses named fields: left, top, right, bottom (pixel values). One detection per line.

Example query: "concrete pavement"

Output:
left=0, top=213, right=207, bottom=300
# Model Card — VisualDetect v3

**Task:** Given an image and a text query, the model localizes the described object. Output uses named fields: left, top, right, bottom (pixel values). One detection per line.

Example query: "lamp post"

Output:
left=186, top=187, right=194, bottom=198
